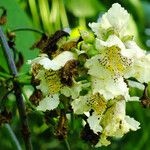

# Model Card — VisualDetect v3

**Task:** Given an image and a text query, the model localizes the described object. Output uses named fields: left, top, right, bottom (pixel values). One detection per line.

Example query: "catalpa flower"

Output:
left=89, top=3, right=130, bottom=40
left=96, top=99, right=140, bottom=147
left=29, top=51, right=76, bottom=111
left=85, top=34, right=131, bottom=100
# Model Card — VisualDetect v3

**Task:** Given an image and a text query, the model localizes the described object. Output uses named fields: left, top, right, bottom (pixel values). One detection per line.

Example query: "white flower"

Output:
left=87, top=35, right=132, bottom=79
left=29, top=51, right=76, bottom=111
left=89, top=3, right=130, bottom=39
left=95, top=99, right=140, bottom=147
left=107, top=3, right=129, bottom=32
left=89, top=14, right=111, bottom=40
left=124, top=116, right=140, bottom=131
left=71, top=92, right=106, bottom=134
left=37, top=94, right=60, bottom=111
left=32, top=68, right=62, bottom=111
left=122, top=40, right=150, bottom=83
left=127, top=80, right=145, bottom=90
left=36, top=71, right=49, bottom=95
left=101, top=100, right=127, bottom=137
left=95, top=34, right=125, bottom=52
left=85, top=55, right=111, bottom=79
left=85, top=35, right=132, bottom=100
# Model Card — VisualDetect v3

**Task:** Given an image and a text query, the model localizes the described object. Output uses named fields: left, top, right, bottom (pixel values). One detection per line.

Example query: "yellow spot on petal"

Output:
left=87, top=93, right=107, bottom=115
left=44, top=69, right=63, bottom=94
left=98, top=45, right=132, bottom=79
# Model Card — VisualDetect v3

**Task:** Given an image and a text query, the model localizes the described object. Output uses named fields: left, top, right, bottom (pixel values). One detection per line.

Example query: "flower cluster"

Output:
left=29, top=3, right=150, bottom=147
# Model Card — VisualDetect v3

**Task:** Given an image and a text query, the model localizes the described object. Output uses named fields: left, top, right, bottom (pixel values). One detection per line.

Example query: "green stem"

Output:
left=79, top=17, right=86, bottom=27
left=11, top=27, right=45, bottom=35
left=0, top=71, right=12, bottom=78
left=64, top=139, right=71, bottom=150
left=22, top=88, right=36, bottom=110
left=4, top=124, right=22, bottom=150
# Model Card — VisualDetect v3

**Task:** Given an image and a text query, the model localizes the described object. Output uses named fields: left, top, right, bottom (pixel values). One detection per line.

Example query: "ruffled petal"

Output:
left=107, top=3, right=129, bottom=32
left=122, top=41, right=145, bottom=59
left=37, top=94, right=60, bottom=111
left=125, top=116, right=140, bottom=131
left=29, top=51, right=75, bottom=70
left=87, top=112, right=102, bottom=134
left=71, top=94, right=91, bottom=114
left=125, top=54, right=150, bottom=83
left=92, top=77, right=129, bottom=100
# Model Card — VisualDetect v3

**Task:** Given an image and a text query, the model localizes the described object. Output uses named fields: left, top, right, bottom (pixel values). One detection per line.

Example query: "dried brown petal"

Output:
left=31, top=30, right=69, bottom=57
left=141, top=99, right=150, bottom=108
left=140, top=83, right=150, bottom=108
left=61, top=60, right=78, bottom=86
left=31, top=63, right=43, bottom=77
left=31, top=75, right=40, bottom=87
left=31, top=34, right=49, bottom=50
left=55, top=109, right=67, bottom=140
left=29, top=89, right=43, bottom=106
left=44, top=110, right=60, bottom=125
left=61, top=41, right=78, bottom=51
left=81, top=124, right=99, bottom=145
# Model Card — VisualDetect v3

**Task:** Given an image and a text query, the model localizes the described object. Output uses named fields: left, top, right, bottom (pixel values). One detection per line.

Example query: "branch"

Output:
left=0, top=27, right=32, bottom=150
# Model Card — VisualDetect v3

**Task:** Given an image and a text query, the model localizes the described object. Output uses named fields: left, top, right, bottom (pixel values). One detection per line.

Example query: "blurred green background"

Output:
left=0, top=0, right=150, bottom=150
